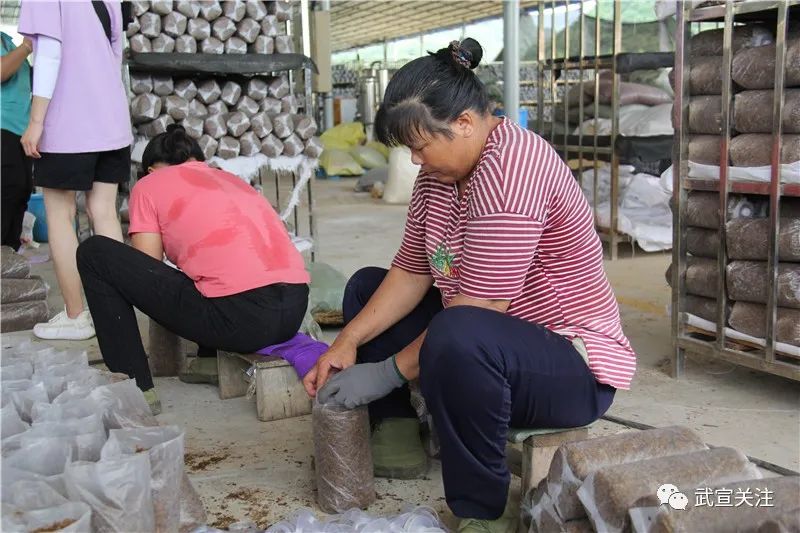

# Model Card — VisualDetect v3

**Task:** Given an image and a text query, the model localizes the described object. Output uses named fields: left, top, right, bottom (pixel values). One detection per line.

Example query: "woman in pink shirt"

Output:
left=77, top=125, right=310, bottom=414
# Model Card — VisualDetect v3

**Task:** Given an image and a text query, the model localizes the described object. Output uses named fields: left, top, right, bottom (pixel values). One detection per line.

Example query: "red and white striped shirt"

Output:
left=392, top=118, right=636, bottom=389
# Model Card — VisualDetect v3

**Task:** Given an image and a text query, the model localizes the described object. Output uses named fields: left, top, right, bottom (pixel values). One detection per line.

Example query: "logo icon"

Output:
left=658, top=484, right=688, bottom=510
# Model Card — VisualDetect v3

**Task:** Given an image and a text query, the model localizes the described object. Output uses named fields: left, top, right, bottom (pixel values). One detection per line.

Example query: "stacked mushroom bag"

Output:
left=1, top=247, right=49, bottom=332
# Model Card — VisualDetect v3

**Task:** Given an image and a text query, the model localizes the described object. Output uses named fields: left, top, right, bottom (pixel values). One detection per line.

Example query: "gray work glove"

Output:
left=317, top=356, right=406, bottom=410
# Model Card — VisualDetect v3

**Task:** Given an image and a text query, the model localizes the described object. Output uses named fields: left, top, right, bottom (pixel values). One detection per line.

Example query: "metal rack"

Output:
left=124, top=1, right=318, bottom=261
left=671, top=0, right=800, bottom=381
left=533, top=0, right=674, bottom=260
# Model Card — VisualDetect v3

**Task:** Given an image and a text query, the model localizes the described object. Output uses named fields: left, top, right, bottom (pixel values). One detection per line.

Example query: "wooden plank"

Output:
left=255, top=363, right=312, bottom=422
left=217, top=351, right=251, bottom=400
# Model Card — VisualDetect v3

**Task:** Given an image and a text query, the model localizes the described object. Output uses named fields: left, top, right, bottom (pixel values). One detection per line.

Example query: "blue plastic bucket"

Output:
left=27, top=193, right=48, bottom=243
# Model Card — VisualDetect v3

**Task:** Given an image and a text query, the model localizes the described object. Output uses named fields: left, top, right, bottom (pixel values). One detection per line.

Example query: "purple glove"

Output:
left=257, top=333, right=328, bottom=378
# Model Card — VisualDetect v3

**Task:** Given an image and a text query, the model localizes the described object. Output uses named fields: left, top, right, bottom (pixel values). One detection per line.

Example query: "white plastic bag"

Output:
left=101, top=426, right=185, bottom=533
left=1, top=402, right=28, bottom=438
left=65, top=453, right=155, bottom=533
left=33, top=349, right=88, bottom=374
left=89, top=379, right=158, bottom=429
left=2, top=361, right=33, bottom=380
left=2, top=501, right=92, bottom=532
left=383, top=146, right=420, bottom=205
left=6, top=438, right=73, bottom=476
left=6, top=479, right=69, bottom=510
left=25, top=413, right=107, bottom=462
left=11, top=381, right=49, bottom=422
left=31, top=397, right=101, bottom=423
left=1, top=466, right=68, bottom=502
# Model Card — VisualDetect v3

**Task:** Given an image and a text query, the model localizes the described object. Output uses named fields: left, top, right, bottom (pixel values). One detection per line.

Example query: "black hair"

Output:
left=375, top=38, right=489, bottom=147
left=140, top=124, right=205, bottom=174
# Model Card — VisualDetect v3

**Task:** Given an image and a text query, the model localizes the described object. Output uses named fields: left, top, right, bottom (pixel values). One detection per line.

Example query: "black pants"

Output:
left=345, top=267, right=616, bottom=520
left=77, top=236, right=309, bottom=391
left=1, top=129, right=33, bottom=249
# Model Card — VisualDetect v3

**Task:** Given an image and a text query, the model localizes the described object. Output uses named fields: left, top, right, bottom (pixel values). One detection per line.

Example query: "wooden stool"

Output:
left=507, top=426, right=590, bottom=496
left=147, top=319, right=187, bottom=377
left=217, top=351, right=312, bottom=422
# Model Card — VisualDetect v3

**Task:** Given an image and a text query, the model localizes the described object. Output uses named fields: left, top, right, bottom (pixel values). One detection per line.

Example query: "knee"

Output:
left=76, top=235, right=109, bottom=270
left=420, top=306, right=482, bottom=377
left=85, top=196, right=117, bottom=223
left=342, top=266, right=387, bottom=322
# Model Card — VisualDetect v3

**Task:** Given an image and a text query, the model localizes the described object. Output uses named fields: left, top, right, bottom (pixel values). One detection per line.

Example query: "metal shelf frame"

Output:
left=671, top=0, right=800, bottom=381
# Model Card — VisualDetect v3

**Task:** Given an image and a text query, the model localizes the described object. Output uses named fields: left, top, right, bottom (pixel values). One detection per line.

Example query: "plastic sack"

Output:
left=239, top=131, right=262, bottom=157
left=268, top=76, right=291, bottom=99
left=5, top=479, right=69, bottom=511
left=150, top=0, right=172, bottom=15
left=2, top=360, right=33, bottom=380
left=350, top=145, right=387, bottom=169
left=208, top=100, right=229, bottom=115
left=33, top=349, right=88, bottom=374
left=685, top=191, right=769, bottom=229
left=312, top=401, right=375, bottom=513
left=727, top=261, right=800, bottom=309
left=250, top=112, right=273, bottom=138
left=101, top=426, right=185, bottom=533
left=260, top=14, right=278, bottom=36
left=65, top=453, right=155, bottom=533
left=11, top=381, right=49, bottom=422
left=260, top=134, right=284, bottom=157
left=732, top=37, right=800, bottom=90
left=1, top=402, right=28, bottom=438
left=268, top=0, right=292, bottom=22
left=729, top=302, right=800, bottom=346
left=734, top=89, right=800, bottom=134
left=236, top=17, right=260, bottom=43
left=217, top=136, right=241, bottom=159
left=577, top=447, right=761, bottom=533
left=383, top=146, right=420, bottom=205
left=307, top=262, right=346, bottom=320
left=321, top=122, right=365, bottom=149
left=88, top=379, right=158, bottom=430
left=221, top=0, right=246, bottom=21
left=260, top=96, right=282, bottom=114
left=2, top=501, right=92, bottom=532
left=320, top=149, right=364, bottom=177
left=235, top=95, right=260, bottom=117
left=688, top=96, right=724, bottom=135
left=727, top=217, right=800, bottom=262
left=139, top=12, right=162, bottom=38
left=274, top=35, right=294, bottom=54
left=179, top=471, right=208, bottom=531
left=730, top=134, right=800, bottom=167
left=247, top=78, right=269, bottom=101
left=2, top=246, right=31, bottom=278
left=131, top=94, right=162, bottom=125
left=163, top=95, right=189, bottom=121
left=690, top=25, right=774, bottom=57
left=131, top=0, right=149, bottom=17
left=175, top=34, right=198, bottom=53
left=272, top=112, right=295, bottom=139
left=293, top=115, right=317, bottom=140
left=199, top=135, right=220, bottom=160
left=173, top=79, right=197, bottom=101
left=304, top=137, right=323, bottom=159
left=25, top=413, right=107, bottom=462
left=265, top=506, right=446, bottom=533
left=130, top=73, right=153, bottom=95
left=177, top=0, right=200, bottom=18
left=199, top=1, right=223, bottom=21
left=188, top=98, right=209, bottom=118
left=280, top=94, right=298, bottom=114
left=546, top=426, right=708, bottom=521
left=139, top=114, right=176, bottom=137
left=6, top=438, right=73, bottom=476
left=130, top=34, right=152, bottom=53
left=211, top=16, right=236, bottom=41
left=187, top=17, right=211, bottom=40
left=151, top=34, right=175, bottom=53
left=200, top=36, right=224, bottom=54
left=125, top=15, right=141, bottom=36
left=162, top=11, right=187, bottom=37
left=366, top=140, right=390, bottom=159
left=32, top=397, right=102, bottom=423
left=183, top=116, right=205, bottom=140
left=204, top=114, right=227, bottom=139
left=629, top=476, right=800, bottom=533
left=226, top=111, right=251, bottom=137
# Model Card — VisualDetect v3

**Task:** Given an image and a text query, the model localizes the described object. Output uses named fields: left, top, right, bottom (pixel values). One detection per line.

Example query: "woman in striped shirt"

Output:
left=303, top=39, right=636, bottom=532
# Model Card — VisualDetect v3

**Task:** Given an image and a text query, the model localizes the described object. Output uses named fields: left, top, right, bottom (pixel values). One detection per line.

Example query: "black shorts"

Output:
left=33, top=146, right=131, bottom=191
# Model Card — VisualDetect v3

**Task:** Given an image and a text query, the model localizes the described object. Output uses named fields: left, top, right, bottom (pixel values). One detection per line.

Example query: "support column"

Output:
left=503, top=0, right=520, bottom=124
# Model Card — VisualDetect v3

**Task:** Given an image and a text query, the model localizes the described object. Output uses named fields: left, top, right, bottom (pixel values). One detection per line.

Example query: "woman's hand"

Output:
left=21, top=37, right=33, bottom=55
left=21, top=120, right=43, bottom=158
left=303, top=337, right=358, bottom=397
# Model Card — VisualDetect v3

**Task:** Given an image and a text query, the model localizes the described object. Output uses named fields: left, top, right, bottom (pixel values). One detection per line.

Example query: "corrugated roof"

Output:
left=330, top=0, right=540, bottom=52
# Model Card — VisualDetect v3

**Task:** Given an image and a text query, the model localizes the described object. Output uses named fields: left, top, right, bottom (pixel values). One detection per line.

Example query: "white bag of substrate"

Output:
left=199, top=0, right=222, bottom=21
left=188, top=98, right=209, bottom=118
left=246, top=0, right=268, bottom=21
left=272, top=112, right=294, bottom=138
left=260, top=97, right=281, bottom=114
left=293, top=115, right=317, bottom=140
left=282, top=134, right=304, bottom=156
left=239, top=131, right=261, bottom=156
left=274, top=35, right=294, bottom=54
left=6, top=438, right=73, bottom=476
left=204, top=114, right=227, bottom=139
left=235, top=95, right=259, bottom=117
left=2, top=402, right=28, bottom=438
left=211, top=16, right=236, bottom=41
left=250, top=112, right=273, bottom=138
left=162, top=11, right=187, bottom=37
left=152, top=75, right=174, bottom=97
left=351, top=145, right=387, bottom=169
left=175, top=35, right=197, bottom=54
left=280, top=94, right=298, bottom=114
left=225, top=36, right=247, bottom=54
left=260, top=14, right=278, bottom=36
left=236, top=17, right=260, bottom=43
left=247, top=78, right=269, bottom=101
left=222, top=0, right=246, bottom=21
left=198, top=135, right=219, bottom=159
left=25, top=413, right=107, bottom=462
left=2, top=501, right=92, bottom=532
left=4, top=479, right=69, bottom=512
left=383, top=146, right=420, bottom=204
left=264, top=506, right=447, bottom=533
left=226, top=112, right=251, bottom=137
left=131, top=93, right=162, bottom=124
left=187, top=17, right=211, bottom=40
left=88, top=379, right=157, bottom=430
left=200, top=36, right=224, bottom=54
left=2, top=360, right=33, bottom=381
left=304, top=137, right=323, bottom=159
left=139, top=12, right=162, bottom=38
left=65, top=453, right=155, bottom=533
left=139, top=115, right=176, bottom=137
left=101, top=426, right=185, bottom=533
left=207, top=100, right=229, bottom=115
left=130, top=73, right=153, bottom=95
left=173, top=79, right=197, bottom=100
left=182, top=116, right=204, bottom=139
left=250, top=34, right=274, bottom=54
left=164, top=95, right=190, bottom=120
left=10, top=381, right=48, bottom=422
left=268, top=1, right=292, bottom=22
left=217, top=136, right=241, bottom=159
left=260, top=134, right=283, bottom=157
left=31, top=397, right=101, bottom=423
left=151, top=33, right=175, bottom=53
left=221, top=81, right=243, bottom=106
left=131, top=0, right=149, bottom=17
left=269, top=76, right=290, bottom=99
left=177, top=0, right=200, bottom=18
left=150, top=0, right=173, bottom=15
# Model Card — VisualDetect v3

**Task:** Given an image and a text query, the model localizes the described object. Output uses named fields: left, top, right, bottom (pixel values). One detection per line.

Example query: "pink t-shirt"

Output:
left=18, top=1, right=132, bottom=153
left=393, top=119, right=637, bottom=390
left=129, top=162, right=310, bottom=298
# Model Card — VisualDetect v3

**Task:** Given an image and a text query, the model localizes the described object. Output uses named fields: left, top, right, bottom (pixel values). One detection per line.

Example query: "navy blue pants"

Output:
left=343, top=267, right=616, bottom=519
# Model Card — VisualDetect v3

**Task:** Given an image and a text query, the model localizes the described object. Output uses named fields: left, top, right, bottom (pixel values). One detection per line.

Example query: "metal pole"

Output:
left=320, top=0, right=334, bottom=131
left=503, top=0, right=520, bottom=123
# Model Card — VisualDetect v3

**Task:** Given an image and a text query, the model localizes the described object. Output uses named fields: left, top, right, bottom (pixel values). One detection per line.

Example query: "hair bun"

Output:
left=166, top=123, right=185, bottom=134
left=459, top=37, right=483, bottom=69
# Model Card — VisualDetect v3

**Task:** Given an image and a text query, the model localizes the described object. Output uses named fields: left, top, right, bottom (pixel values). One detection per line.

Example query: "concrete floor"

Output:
left=19, top=178, right=800, bottom=529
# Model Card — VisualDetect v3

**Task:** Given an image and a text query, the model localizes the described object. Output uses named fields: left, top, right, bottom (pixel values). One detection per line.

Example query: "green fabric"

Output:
left=371, top=418, right=428, bottom=479
left=506, top=425, right=591, bottom=444
left=143, top=388, right=162, bottom=416
left=457, top=517, right=516, bottom=533
left=1, top=32, right=31, bottom=136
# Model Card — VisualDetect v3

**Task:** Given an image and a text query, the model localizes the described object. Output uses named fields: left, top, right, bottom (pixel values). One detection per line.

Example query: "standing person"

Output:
left=77, top=125, right=310, bottom=414
left=18, top=0, right=132, bottom=340
left=303, top=39, right=637, bottom=532
left=1, top=32, right=33, bottom=250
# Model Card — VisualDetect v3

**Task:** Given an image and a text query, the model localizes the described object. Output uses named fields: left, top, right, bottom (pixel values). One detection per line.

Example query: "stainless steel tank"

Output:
left=358, top=75, right=378, bottom=140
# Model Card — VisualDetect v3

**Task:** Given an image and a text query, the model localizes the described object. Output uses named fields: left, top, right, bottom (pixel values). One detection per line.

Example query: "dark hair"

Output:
left=140, top=124, right=205, bottom=174
left=375, top=38, right=489, bottom=147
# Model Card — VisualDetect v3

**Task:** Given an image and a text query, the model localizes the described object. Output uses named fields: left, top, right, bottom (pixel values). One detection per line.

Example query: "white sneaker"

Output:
left=33, top=309, right=96, bottom=340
